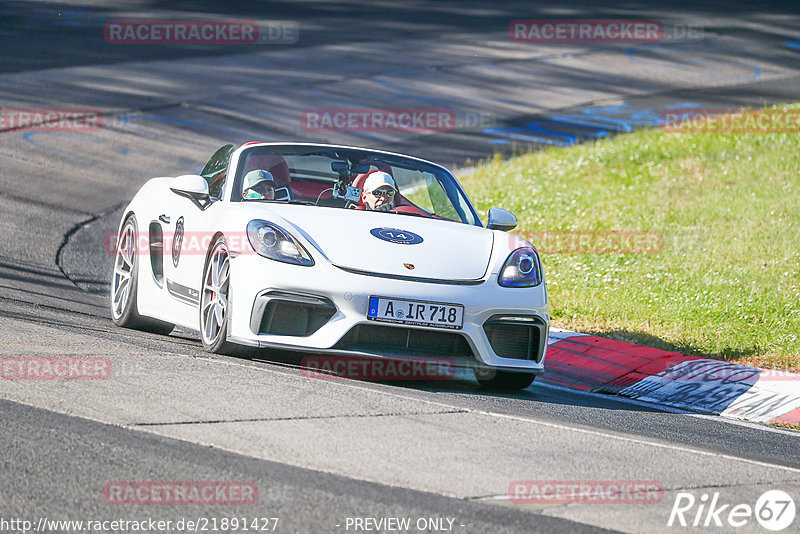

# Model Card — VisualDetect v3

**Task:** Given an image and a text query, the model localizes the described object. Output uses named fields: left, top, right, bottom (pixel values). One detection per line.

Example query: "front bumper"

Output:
left=227, top=254, right=549, bottom=371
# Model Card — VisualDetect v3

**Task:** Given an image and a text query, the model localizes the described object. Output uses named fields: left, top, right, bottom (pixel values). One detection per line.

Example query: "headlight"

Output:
left=246, top=220, right=314, bottom=266
left=498, top=247, right=542, bottom=287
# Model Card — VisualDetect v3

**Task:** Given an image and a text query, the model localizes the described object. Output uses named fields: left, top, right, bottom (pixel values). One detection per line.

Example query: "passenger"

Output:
left=242, top=170, right=276, bottom=200
left=360, top=171, right=397, bottom=211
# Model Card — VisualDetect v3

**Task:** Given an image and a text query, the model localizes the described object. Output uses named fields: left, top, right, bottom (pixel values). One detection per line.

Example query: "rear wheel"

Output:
left=200, top=237, right=244, bottom=355
left=110, top=215, right=174, bottom=334
left=474, top=368, right=536, bottom=391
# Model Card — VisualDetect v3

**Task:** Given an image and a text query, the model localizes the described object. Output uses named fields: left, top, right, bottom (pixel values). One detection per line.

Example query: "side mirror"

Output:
left=487, top=207, right=518, bottom=231
left=170, top=175, right=211, bottom=208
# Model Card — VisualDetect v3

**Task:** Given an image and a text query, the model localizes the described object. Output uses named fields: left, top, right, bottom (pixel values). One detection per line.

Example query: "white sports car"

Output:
left=111, top=142, right=549, bottom=389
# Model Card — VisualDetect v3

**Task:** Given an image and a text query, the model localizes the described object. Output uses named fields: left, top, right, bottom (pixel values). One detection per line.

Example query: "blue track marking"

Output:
left=785, top=38, right=800, bottom=51
left=22, top=132, right=103, bottom=160
left=482, top=101, right=702, bottom=146
left=22, top=131, right=201, bottom=171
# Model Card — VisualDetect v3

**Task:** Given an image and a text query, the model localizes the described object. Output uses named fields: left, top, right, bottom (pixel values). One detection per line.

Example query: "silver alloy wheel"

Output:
left=111, top=220, right=136, bottom=320
left=201, top=241, right=230, bottom=345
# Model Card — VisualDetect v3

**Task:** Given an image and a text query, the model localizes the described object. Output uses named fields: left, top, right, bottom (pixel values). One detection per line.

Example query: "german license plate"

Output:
left=367, top=296, right=464, bottom=330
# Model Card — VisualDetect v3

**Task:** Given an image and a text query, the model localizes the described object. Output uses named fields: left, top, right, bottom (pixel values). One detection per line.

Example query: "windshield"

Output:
left=201, top=144, right=235, bottom=199
left=230, top=145, right=481, bottom=226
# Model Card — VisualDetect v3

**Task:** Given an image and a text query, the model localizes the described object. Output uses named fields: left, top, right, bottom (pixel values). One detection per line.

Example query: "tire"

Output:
left=199, top=236, right=246, bottom=355
left=474, top=368, right=536, bottom=391
left=110, top=215, right=174, bottom=335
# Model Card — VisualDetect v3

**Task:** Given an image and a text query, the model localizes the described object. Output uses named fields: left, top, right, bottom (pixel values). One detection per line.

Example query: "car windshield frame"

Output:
left=228, top=144, right=483, bottom=227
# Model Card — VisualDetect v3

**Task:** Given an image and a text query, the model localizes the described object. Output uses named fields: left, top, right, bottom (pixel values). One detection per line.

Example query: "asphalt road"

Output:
left=1, top=2, right=800, bottom=533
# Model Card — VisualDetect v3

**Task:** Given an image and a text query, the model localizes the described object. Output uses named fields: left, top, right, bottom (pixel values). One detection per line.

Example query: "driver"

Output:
left=242, top=170, right=276, bottom=200
left=360, top=171, right=397, bottom=211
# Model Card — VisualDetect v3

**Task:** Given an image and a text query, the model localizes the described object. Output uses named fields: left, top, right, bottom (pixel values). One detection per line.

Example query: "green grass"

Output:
left=771, top=422, right=800, bottom=432
left=460, top=104, right=800, bottom=372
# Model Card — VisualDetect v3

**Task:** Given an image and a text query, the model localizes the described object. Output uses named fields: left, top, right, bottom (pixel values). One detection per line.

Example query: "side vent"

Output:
left=148, top=222, right=164, bottom=286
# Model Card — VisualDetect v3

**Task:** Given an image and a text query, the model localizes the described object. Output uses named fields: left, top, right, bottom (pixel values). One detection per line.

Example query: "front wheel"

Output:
left=110, top=215, right=174, bottom=335
left=474, top=368, right=536, bottom=391
left=200, top=237, right=245, bottom=355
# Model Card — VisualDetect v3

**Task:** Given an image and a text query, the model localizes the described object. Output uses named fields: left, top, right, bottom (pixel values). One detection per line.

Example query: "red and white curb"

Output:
left=544, top=330, right=800, bottom=426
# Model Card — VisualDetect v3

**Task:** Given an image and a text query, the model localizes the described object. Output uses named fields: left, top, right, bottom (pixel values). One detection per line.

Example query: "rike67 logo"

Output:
left=668, top=490, right=795, bottom=531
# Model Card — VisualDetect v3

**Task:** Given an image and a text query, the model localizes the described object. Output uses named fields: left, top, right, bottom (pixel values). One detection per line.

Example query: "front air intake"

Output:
left=251, top=291, right=336, bottom=336
left=334, top=324, right=475, bottom=359
left=483, top=316, right=546, bottom=362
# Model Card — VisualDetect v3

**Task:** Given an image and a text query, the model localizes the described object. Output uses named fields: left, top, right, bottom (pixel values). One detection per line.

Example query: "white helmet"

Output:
left=362, top=171, right=396, bottom=194
left=243, top=169, right=276, bottom=191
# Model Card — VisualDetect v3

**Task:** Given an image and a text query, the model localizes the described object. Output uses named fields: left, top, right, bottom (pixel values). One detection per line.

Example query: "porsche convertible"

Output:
left=110, top=142, right=549, bottom=389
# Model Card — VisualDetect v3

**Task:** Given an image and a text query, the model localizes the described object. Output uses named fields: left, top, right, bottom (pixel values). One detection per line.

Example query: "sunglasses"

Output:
left=370, top=188, right=395, bottom=197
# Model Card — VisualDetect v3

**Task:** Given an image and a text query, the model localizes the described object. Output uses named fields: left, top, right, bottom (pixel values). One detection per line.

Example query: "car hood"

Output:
left=268, top=205, right=494, bottom=281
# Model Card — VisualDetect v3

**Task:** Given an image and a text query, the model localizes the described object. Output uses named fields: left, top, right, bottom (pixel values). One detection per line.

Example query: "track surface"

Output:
left=2, top=2, right=800, bottom=533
